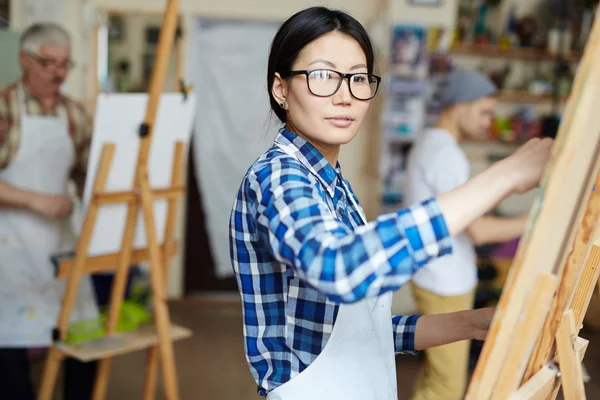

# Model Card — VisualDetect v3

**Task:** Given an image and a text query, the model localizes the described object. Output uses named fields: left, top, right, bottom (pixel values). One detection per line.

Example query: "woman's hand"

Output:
left=469, top=307, right=496, bottom=341
left=414, top=307, right=497, bottom=350
left=502, top=137, right=554, bottom=195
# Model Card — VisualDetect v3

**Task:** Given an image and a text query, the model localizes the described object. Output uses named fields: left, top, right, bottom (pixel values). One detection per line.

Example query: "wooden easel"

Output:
left=39, top=1, right=191, bottom=399
left=465, top=7, right=600, bottom=400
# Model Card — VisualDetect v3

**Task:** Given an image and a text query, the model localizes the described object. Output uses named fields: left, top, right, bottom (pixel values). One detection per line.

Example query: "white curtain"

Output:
left=187, top=19, right=280, bottom=278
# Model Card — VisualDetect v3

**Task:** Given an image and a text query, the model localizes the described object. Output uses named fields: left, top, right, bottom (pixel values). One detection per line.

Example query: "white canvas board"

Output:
left=80, top=92, right=196, bottom=257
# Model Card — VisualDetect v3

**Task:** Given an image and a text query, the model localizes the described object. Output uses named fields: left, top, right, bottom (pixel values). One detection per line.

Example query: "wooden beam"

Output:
left=510, top=364, right=559, bottom=400
left=491, top=273, right=558, bottom=400
left=95, top=186, right=184, bottom=205
left=143, top=141, right=186, bottom=399
left=555, top=311, right=585, bottom=399
left=57, top=324, right=192, bottom=363
left=525, top=170, right=600, bottom=381
left=572, top=239, right=600, bottom=329
left=511, top=336, right=588, bottom=400
left=56, top=243, right=179, bottom=278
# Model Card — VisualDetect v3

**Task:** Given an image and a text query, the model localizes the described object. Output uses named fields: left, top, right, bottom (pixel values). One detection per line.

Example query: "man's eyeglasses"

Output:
left=28, top=53, right=75, bottom=71
left=282, top=69, right=381, bottom=100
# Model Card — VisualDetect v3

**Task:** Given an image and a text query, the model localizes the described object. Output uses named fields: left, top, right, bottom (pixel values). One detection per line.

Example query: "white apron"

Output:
left=267, top=142, right=398, bottom=400
left=0, top=85, right=98, bottom=347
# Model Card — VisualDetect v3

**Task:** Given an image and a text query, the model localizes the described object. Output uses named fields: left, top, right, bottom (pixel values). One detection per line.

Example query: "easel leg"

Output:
left=40, top=211, right=97, bottom=400
left=143, top=347, right=160, bottom=400
left=139, top=169, right=180, bottom=400
left=39, top=347, right=66, bottom=399
left=92, top=199, right=139, bottom=400
left=555, top=310, right=585, bottom=399
left=142, top=142, right=185, bottom=400
left=39, top=144, right=115, bottom=400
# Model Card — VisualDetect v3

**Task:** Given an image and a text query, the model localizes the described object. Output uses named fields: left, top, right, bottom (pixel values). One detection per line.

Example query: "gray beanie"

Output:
left=438, top=68, right=498, bottom=109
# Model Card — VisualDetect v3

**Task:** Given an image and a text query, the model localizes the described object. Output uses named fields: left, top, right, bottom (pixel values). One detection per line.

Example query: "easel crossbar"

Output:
left=56, top=242, right=179, bottom=278
left=96, top=185, right=185, bottom=205
left=512, top=331, right=588, bottom=399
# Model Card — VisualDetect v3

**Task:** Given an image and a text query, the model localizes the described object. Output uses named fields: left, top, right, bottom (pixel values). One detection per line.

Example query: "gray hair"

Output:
left=20, top=23, right=71, bottom=54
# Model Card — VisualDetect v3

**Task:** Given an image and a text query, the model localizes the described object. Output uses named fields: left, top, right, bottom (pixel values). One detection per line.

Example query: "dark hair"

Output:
left=267, top=7, right=376, bottom=123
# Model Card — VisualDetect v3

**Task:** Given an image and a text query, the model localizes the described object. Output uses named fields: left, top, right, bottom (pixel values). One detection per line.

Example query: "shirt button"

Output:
left=337, top=208, right=345, bottom=218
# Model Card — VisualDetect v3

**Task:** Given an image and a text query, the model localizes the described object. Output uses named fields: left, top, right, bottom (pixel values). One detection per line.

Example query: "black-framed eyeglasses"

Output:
left=282, top=69, right=381, bottom=100
left=27, top=52, right=76, bottom=71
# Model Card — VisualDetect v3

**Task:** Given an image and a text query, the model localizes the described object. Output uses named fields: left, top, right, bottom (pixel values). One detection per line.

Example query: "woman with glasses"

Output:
left=229, top=7, right=553, bottom=400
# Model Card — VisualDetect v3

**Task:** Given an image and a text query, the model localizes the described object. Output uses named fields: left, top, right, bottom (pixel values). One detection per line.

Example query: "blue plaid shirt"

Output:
left=229, top=129, right=452, bottom=396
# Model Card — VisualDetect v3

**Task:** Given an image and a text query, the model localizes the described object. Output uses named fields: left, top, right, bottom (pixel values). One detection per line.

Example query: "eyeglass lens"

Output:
left=31, top=54, right=74, bottom=70
left=307, top=70, right=377, bottom=99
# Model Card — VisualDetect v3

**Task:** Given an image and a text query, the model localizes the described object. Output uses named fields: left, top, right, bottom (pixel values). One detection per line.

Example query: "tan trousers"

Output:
left=410, top=282, right=475, bottom=400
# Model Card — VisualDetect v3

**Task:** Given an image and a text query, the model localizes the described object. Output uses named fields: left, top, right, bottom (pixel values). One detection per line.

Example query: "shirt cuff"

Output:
left=396, top=197, right=452, bottom=269
left=392, top=314, right=421, bottom=354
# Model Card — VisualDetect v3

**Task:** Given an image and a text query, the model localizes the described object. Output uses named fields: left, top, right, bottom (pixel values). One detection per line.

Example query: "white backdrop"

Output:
left=187, top=19, right=280, bottom=278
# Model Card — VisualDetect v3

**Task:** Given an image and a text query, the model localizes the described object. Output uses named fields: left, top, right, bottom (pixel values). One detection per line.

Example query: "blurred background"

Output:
left=2, top=0, right=600, bottom=398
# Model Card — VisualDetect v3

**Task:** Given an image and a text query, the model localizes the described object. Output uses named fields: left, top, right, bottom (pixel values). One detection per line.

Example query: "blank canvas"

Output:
left=80, top=92, right=196, bottom=257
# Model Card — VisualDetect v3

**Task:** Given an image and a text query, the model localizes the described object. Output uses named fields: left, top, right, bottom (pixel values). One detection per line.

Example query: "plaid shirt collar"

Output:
left=274, top=128, right=341, bottom=198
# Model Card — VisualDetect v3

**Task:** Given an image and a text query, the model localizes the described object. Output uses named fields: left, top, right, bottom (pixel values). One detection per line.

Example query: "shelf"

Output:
left=450, top=44, right=581, bottom=62
left=497, top=91, right=568, bottom=104
left=56, top=323, right=192, bottom=362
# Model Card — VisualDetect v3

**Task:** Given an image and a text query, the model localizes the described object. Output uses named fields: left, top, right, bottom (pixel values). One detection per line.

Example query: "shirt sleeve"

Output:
left=249, top=158, right=453, bottom=304
left=392, top=314, right=421, bottom=354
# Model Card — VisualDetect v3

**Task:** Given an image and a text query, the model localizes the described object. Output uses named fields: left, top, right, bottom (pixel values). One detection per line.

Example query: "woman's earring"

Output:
left=279, top=102, right=285, bottom=109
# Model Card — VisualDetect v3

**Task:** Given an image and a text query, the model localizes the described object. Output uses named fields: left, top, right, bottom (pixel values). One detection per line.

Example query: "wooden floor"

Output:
left=30, top=299, right=600, bottom=399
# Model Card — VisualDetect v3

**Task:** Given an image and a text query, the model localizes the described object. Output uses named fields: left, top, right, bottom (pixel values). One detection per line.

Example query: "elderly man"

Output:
left=0, top=23, right=100, bottom=399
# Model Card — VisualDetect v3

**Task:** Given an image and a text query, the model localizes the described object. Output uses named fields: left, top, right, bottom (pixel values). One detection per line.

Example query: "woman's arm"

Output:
left=251, top=138, right=552, bottom=304
left=437, top=138, right=552, bottom=237
left=467, top=215, right=528, bottom=246
left=251, top=159, right=453, bottom=304
left=414, top=307, right=495, bottom=350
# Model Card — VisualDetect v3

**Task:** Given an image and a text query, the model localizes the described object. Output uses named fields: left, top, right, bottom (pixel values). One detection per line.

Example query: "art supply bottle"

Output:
left=499, top=4, right=518, bottom=49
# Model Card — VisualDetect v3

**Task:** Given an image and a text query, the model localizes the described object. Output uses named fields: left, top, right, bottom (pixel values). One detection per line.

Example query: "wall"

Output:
left=106, top=13, right=179, bottom=92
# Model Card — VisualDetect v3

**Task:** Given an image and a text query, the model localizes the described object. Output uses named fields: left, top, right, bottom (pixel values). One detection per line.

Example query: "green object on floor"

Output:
left=65, top=300, right=152, bottom=344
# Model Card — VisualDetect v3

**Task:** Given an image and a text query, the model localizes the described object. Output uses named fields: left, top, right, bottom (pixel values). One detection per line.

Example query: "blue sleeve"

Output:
left=392, top=315, right=421, bottom=354
left=250, top=159, right=453, bottom=303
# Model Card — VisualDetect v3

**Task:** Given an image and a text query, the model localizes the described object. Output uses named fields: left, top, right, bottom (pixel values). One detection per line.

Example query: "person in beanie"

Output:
left=405, top=68, right=530, bottom=400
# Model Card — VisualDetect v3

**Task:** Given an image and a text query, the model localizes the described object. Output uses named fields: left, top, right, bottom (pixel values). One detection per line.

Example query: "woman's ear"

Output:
left=272, top=72, right=289, bottom=109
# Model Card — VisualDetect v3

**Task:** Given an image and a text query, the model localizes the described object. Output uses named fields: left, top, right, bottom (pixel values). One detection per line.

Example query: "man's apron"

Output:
left=0, top=85, right=98, bottom=347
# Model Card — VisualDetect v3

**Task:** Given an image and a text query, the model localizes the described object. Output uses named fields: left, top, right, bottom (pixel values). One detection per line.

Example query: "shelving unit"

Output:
left=449, top=44, right=575, bottom=107
left=450, top=44, right=581, bottom=63
left=497, top=91, right=568, bottom=104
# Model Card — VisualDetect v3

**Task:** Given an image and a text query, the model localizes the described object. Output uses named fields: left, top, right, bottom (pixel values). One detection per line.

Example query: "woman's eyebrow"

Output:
left=350, top=63, right=367, bottom=71
left=308, top=58, right=336, bottom=68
